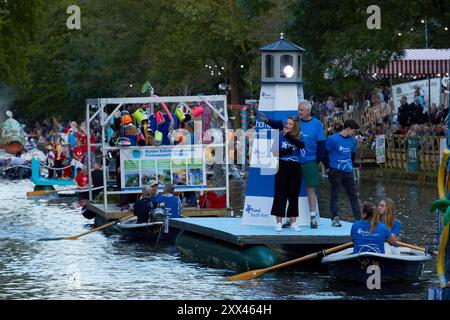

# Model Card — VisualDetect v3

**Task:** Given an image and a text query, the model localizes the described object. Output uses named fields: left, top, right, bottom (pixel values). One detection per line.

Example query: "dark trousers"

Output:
left=328, top=168, right=361, bottom=220
left=54, top=160, right=63, bottom=178
left=271, top=160, right=302, bottom=218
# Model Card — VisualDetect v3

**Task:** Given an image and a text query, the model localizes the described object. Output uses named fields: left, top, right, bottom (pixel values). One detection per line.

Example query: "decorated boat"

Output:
left=322, top=246, right=431, bottom=283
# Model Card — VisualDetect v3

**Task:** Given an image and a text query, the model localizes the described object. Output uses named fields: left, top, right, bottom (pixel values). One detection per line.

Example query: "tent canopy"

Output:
left=372, top=49, right=450, bottom=78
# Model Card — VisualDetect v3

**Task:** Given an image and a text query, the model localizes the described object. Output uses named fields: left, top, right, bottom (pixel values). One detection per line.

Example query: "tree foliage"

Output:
left=2, top=0, right=450, bottom=122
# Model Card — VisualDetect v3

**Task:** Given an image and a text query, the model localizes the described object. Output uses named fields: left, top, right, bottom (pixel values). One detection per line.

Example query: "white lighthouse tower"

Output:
left=242, top=33, right=312, bottom=226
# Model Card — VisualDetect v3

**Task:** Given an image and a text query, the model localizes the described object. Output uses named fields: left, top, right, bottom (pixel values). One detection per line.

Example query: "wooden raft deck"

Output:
left=170, top=217, right=352, bottom=245
left=87, top=203, right=232, bottom=220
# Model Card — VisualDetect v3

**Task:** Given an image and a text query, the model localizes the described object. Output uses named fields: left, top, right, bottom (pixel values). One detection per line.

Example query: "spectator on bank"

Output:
left=397, top=96, right=410, bottom=128
left=71, top=139, right=85, bottom=172
left=45, top=145, right=55, bottom=179
left=326, top=96, right=335, bottom=115
left=410, top=96, right=424, bottom=125
left=427, top=103, right=440, bottom=125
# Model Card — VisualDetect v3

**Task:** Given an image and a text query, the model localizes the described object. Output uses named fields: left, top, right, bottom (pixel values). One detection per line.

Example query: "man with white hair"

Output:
left=296, top=100, right=326, bottom=228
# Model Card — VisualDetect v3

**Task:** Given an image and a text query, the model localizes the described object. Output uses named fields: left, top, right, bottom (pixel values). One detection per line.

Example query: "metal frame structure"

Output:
left=85, top=95, right=230, bottom=210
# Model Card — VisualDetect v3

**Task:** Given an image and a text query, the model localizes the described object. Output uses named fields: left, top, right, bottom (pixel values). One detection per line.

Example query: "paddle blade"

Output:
left=224, top=269, right=266, bottom=281
left=37, top=237, right=65, bottom=241
left=27, top=190, right=55, bottom=197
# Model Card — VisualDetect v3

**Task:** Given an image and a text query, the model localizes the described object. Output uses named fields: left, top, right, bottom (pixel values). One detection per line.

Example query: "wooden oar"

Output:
left=27, top=186, right=104, bottom=197
left=225, top=242, right=354, bottom=281
left=38, top=213, right=134, bottom=241
left=397, top=241, right=437, bottom=255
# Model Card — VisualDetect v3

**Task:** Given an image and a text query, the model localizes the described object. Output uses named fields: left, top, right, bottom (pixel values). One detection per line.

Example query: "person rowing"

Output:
left=351, top=202, right=399, bottom=254
left=377, top=197, right=401, bottom=239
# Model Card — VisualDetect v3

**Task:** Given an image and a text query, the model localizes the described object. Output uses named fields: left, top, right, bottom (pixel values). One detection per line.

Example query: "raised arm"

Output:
left=260, top=112, right=283, bottom=130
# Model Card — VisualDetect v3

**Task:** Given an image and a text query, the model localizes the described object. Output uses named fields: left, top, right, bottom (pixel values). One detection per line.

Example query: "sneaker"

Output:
left=290, top=222, right=301, bottom=232
left=282, top=221, right=291, bottom=228
left=275, top=223, right=282, bottom=232
left=332, top=217, right=342, bottom=227
left=310, top=216, right=318, bottom=229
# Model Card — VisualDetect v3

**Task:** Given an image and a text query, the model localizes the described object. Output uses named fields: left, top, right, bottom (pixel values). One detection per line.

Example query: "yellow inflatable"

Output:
left=435, top=149, right=450, bottom=288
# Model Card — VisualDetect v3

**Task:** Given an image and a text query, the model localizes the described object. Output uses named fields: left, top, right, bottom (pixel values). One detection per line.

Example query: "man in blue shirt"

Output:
left=160, top=183, right=182, bottom=218
left=323, top=119, right=361, bottom=227
left=297, top=101, right=326, bottom=228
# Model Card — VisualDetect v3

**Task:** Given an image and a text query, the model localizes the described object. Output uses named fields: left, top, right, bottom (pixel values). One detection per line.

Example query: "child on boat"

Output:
left=351, top=202, right=398, bottom=254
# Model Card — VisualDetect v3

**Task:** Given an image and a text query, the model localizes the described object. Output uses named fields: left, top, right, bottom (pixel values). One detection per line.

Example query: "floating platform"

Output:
left=170, top=217, right=352, bottom=245
left=86, top=203, right=232, bottom=222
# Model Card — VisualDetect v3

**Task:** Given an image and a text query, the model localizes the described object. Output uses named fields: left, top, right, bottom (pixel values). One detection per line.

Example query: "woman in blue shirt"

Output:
left=351, top=202, right=398, bottom=254
left=260, top=113, right=305, bottom=232
left=377, top=198, right=401, bottom=239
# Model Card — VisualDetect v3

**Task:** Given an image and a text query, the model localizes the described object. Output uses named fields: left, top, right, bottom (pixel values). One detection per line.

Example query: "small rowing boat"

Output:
left=115, top=216, right=178, bottom=241
left=322, top=246, right=431, bottom=283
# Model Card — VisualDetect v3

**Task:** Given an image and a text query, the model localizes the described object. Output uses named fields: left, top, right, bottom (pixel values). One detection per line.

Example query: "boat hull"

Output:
left=115, top=218, right=178, bottom=242
left=322, top=248, right=431, bottom=283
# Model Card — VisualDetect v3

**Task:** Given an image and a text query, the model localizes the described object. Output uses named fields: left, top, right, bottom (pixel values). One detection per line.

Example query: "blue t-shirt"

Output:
left=160, top=194, right=182, bottom=218
left=351, top=220, right=392, bottom=254
left=149, top=193, right=164, bottom=206
left=326, top=133, right=356, bottom=172
left=268, top=119, right=302, bottom=163
left=298, top=117, right=325, bottom=164
left=391, top=219, right=401, bottom=237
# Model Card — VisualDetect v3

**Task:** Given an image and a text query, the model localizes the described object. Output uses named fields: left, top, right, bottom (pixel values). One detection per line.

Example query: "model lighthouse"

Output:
left=242, top=33, right=311, bottom=226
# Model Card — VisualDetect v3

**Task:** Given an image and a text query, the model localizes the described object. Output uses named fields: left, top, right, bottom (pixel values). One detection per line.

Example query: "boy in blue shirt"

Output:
left=323, top=119, right=361, bottom=227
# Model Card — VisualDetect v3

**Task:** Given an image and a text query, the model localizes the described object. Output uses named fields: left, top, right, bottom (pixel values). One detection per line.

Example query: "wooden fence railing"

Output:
left=384, top=134, right=442, bottom=171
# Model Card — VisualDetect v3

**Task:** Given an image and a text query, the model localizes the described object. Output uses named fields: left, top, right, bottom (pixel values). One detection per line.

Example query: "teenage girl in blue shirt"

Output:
left=377, top=197, right=402, bottom=239
left=351, top=202, right=398, bottom=254
left=260, top=113, right=305, bottom=232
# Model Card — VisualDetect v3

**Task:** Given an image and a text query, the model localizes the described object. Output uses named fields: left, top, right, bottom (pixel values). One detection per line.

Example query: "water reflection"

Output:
left=0, top=174, right=441, bottom=299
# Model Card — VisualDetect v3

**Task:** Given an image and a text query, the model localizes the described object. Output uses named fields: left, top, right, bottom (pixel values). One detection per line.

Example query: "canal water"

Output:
left=0, top=173, right=441, bottom=300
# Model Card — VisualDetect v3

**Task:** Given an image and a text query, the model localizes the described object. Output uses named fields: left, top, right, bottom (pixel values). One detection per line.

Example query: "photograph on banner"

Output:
left=157, top=160, right=172, bottom=184
left=188, top=158, right=204, bottom=186
left=172, top=159, right=187, bottom=185
left=124, top=159, right=140, bottom=188
left=141, top=159, right=157, bottom=186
